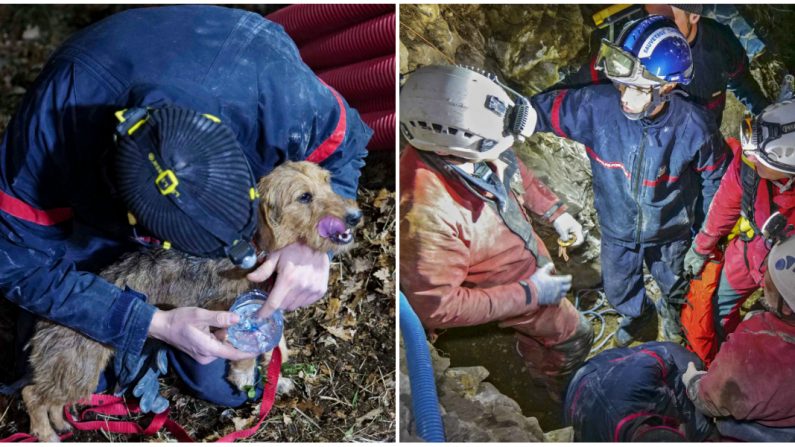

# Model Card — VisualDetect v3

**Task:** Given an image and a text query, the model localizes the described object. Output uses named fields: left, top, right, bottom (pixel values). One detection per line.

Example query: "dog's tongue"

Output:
left=317, top=216, right=347, bottom=239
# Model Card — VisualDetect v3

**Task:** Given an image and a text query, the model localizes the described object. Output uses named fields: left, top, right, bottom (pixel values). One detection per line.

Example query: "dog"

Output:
left=21, top=161, right=362, bottom=442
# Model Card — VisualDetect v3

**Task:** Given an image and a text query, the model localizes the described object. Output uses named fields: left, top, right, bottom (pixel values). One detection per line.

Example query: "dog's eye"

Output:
left=298, top=192, right=313, bottom=203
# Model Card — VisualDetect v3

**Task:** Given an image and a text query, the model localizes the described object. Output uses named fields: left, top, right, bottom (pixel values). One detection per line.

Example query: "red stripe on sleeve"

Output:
left=727, top=60, right=745, bottom=79
left=0, top=189, right=72, bottom=226
left=306, top=80, right=347, bottom=164
left=551, top=90, right=570, bottom=139
left=695, top=151, right=728, bottom=172
left=589, top=57, right=599, bottom=83
left=642, top=174, right=680, bottom=187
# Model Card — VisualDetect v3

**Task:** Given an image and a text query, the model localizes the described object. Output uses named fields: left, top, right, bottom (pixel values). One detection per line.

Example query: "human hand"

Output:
left=529, top=263, right=572, bottom=306
left=247, top=242, right=330, bottom=318
left=553, top=212, right=585, bottom=247
left=684, top=243, right=709, bottom=277
left=148, top=308, right=256, bottom=365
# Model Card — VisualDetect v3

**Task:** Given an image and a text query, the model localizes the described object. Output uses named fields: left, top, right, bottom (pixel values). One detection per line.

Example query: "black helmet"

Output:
left=114, top=107, right=259, bottom=268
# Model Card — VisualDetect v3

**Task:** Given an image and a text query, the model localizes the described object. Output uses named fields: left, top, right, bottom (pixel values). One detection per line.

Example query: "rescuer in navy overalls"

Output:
left=0, top=6, right=371, bottom=409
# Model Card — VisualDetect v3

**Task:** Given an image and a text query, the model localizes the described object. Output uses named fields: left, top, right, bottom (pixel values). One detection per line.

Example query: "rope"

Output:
left=575, top=288, right=619, bottom=353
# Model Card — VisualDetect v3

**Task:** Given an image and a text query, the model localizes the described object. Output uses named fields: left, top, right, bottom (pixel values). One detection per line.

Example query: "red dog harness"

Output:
left=2, top=347, right=282, bottom=443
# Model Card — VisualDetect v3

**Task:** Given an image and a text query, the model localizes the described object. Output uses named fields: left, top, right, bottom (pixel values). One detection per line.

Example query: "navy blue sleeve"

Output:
left=694, top=133, right=731, bottom=218
left=0, top=60, right=156, bottom=355
left=721, top=23, right=769, bottom=115
left=250, top=21, right=372, bottom=200
left=531, top=86, right=597, bottom=148
left=554, top=56, right=608, bottom=90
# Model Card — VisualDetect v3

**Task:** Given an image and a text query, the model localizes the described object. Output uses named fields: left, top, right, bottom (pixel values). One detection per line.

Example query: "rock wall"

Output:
left=399, top=341, right=573, bottom=442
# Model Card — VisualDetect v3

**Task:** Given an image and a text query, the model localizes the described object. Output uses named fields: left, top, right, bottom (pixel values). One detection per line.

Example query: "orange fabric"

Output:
left=681, top=250, right=724, bottom=367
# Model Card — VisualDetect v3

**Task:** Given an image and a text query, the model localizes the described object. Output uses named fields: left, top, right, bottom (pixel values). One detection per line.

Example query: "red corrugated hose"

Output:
left=266, top=4, right=393, bottom=46
left=360, top=111, right=395, bottom=151
left=318, top=54, right=394, bottom=102
left=300, top=13, right=395, bottom=70
left=352, top=95, right=395, bottom=115
left=268, top=5, right=395, bottom=152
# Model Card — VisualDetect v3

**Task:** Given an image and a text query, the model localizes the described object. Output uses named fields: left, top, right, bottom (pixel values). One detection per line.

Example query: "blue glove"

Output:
left=529, top=263, right=572, bottom=306
left=114, top=339, right=169, bottom=414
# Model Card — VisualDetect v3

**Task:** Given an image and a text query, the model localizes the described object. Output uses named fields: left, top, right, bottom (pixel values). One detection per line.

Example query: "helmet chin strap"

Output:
left=760, top=292, right=790, bottom=320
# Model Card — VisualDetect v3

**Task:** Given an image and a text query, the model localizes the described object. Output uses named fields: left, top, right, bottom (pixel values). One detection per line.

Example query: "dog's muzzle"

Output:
left=317, top=211, right=360, bottom=245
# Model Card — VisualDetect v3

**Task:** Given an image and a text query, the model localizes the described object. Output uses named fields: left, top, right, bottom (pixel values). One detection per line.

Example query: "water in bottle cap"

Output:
left=227, top=289, right=284, bottom=353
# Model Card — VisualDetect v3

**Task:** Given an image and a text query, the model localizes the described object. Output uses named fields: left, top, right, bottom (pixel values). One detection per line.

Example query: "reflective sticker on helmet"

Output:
left=638, top=28, right=679, bottom=59
left=775, top=255, right=795, bottom=271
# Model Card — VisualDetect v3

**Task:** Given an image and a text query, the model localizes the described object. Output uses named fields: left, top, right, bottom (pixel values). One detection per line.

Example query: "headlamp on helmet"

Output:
left=399, top=64, right=537, bottom=161
left=741, top=100, right=795, bottom=175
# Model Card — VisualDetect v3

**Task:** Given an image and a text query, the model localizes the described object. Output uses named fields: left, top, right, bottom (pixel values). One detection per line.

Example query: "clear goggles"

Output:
left=594, top=40, right=666, bottom=86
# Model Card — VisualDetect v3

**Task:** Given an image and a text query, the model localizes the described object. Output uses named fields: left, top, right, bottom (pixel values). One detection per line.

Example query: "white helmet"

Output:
left=741, top=99, right=795, bottom=175
left=399, top=65, right=536, bottom=161
left=768, top=236, right=795, bottom=308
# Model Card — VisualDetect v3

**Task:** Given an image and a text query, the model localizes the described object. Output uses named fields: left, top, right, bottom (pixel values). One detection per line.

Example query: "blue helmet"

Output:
left=601, top=15, right=693, bottom=87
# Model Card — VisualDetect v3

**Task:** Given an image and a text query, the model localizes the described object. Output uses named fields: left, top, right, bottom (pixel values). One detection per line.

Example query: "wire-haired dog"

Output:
left=21, top=161, right=362, bottom=442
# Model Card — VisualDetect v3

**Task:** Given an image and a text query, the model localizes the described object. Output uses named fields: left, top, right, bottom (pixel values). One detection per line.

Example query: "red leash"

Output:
left=1, top=347, right=282, bottom=442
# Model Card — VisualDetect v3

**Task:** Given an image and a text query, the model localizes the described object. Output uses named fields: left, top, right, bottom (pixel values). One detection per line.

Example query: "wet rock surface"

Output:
left=400, top=341, right=572, bottom=442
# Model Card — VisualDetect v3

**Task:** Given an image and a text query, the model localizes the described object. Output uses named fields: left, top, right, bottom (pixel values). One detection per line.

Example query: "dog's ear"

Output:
left=257, top=177, right=281, bottom=251
left=263, top=196, right=281, bottom=226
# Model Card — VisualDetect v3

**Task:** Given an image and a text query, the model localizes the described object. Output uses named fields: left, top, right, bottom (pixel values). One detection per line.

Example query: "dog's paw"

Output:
left=40, top=431, right=61, bottom=443
left=276, top=377, right=296, bottom=396
left=30, top=425, right=60, bottom=443
left=227, top=367, right=257, bottom=391
left=48, top=405, right=71, bottom=434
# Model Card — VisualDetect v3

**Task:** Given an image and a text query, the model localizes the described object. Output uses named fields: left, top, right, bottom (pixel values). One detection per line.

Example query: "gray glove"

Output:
left=684, top=244, right=709, bottom=277
left=529, top=263, right=572, bottom=306
left=681, top=361, right=705, bottom=385
left=114, top=339, right=169, bottom=414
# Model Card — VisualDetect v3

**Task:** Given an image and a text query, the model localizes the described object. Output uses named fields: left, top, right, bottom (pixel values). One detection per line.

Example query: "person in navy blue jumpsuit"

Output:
left=531, top=16, right=729, bottom=346
left=0, top=5, right=371, bottom=406
left=564, top=341, right=716, bottom=441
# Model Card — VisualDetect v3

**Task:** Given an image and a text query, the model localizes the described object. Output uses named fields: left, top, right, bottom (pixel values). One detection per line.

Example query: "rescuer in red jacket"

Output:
left=685, top=100, right=795, bottom=340
left=683, top=235, right=795, bottom=441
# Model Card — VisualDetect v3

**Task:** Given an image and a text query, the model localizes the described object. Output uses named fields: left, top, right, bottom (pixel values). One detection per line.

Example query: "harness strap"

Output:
left=416, top=150, right=546, bottom=264
left=738, top=159, right=777, bottom=241
left=1, top=347, right=282, bottom=443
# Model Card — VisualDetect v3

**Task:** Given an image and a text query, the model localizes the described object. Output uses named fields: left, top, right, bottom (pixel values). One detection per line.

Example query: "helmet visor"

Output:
left=596, top=40, right=668, bottom=86
left=596, top=41, right=636, bottom=78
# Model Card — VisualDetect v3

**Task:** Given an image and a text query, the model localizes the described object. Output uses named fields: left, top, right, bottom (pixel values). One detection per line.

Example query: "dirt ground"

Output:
left=0, top=5, right=395, bottom=442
